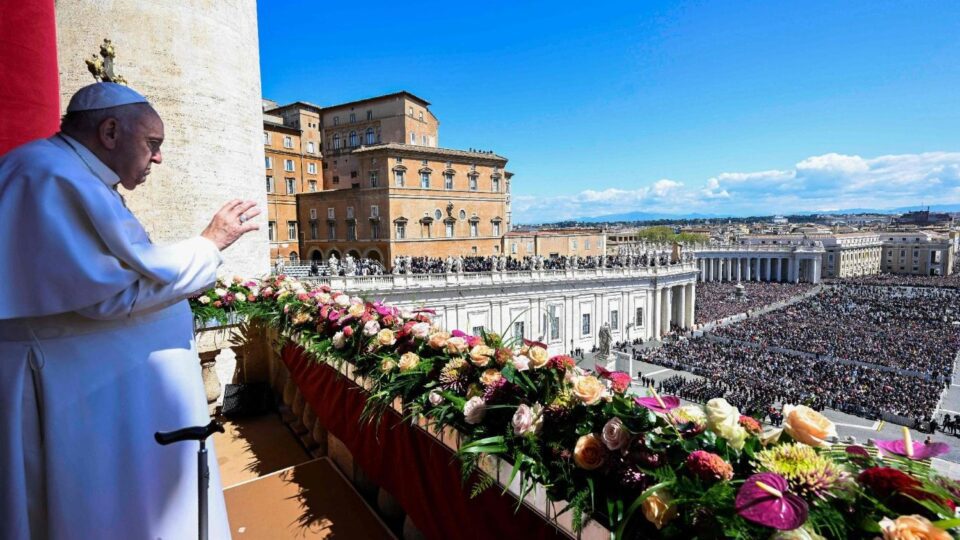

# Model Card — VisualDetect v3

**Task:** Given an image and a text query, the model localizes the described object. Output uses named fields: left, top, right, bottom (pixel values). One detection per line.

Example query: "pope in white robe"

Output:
left=0, top=83, right=259, bottom=539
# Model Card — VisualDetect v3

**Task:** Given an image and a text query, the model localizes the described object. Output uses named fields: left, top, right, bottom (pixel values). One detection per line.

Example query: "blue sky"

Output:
left=258, top=1, right=960, bottom=222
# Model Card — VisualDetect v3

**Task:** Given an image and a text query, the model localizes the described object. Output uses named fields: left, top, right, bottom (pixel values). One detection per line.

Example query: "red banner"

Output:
left=282, top=344, right=566, bottom=540
left=0, top=0, right=60, bottom=156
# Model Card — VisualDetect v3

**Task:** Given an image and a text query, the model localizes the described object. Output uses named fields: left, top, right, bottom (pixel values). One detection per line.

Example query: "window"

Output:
left=511, top=243, right=517, bottom=254
left=396, top=222, right=406, bottom=239
left=395, top=170, right=405, bottom=187
left=492, top=221, right=501, bottom=236
left=347, top=206, right=354, bottom=219
left=308, top=180, right=317, bottom=192
left=333, top=116, right=339, bottom=126
left=470, top=222, right=478, bottom=237
left=350, top=170, right=358, bottom=178
left=582, top=314, right=591, bottom=336
left=349, top=131, right=358, bottom=146
left=370, top=170, right=379, bottom=187
left=265, top=176, right=274, bottom=193
left=572, top=239, right=578, bottom=249
left=289, top=252, right=298, bottom=264
left=445, top=222, right=454, bottom=238
left=307, top=142, right=315, bottom=154
left=469, top=176, right=477, bottom=191
left=492, top=177, right=500, bottom=192
left=418, top=111, right=424, bottom=121
left=268, top=221, right=276, bottom=241
left=347, top=222, right=356, bottom=240
left=610, top=310, right=619, bottom=329
left=283, top=136, right=293, bottom=149
left=309, top=221, right=318, bottom=240
left=422, top=135, right=428, bottom=146
left=332, top=175, right=339, bottom=184
left=444, top=173, right=453, bottom=190
left=549, top=305, right=560, bottom=341
left=284, top=159, right=294, bottom=172
left=349, top=113, right=355, bottom=123
left=371, top=221, right=380, bottom=239
left=333, top=134, right=341, bottom=149
left=420, top=172, right=430, bottom=188
left=327, top=208, right=335, bottom=219
left=287, top=221, right=297, bottom=240
left=285, top=177, right=295, bottom=194
left=310, top=208, right=317, bottom=220
left=585, top=239, right=590, bottom=250
left=513, top=321, right=525, bottom=340
left=263, top=131, right=269, bottom=144
left=265, top=156, right=273, bottom=169
left=307, top=162, right=316, bottom=174
left=410, top=131, right=416, bottom=144
left=366, top=110, right=372, bottom=121
left=408, top=107, right=413, bottom=117
left=328, top=223, right=336, bottom=240
left=635, top=307, right=644, bottom=326
left=370, top=205, right=379, bottom=218
left=365, top=128, right=374, bottom=145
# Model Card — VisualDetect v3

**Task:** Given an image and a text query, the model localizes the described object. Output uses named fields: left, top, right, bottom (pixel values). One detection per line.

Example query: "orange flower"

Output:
left=573, top=434, right=606, bottom=470
left=782, top=405, right=837, bottom=448
left=879, top=515, right=951, bottom=540
left=642, top=490, right=678, bottom=530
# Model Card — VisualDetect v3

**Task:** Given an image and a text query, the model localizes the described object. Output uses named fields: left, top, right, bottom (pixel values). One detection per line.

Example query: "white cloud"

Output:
left=513, top=151, right=960, bottom=223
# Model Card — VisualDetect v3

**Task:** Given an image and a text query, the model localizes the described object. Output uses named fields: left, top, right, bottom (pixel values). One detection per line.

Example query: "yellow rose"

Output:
left=571, top=375, right=604, bottom=405
left=469, top=345, right=494, bottom=367
left=880, top=515, right=951, bottom=540
left=376, top=328, right=396, bottom=347
left=782, top=404, right=837, bottom=448
left=347, top=302, right=365, bottom=318
left=573, top=434, right=606, bottom=470
left=428, top=331, right=450, bottom=350
left=480, top=368, right=502, bottom=386
left=527, top=346, right=548, bottom=368
left=381, top=358, right=397, bottom=373
left=398, top=352, right=420, bottom=372
left=642, top=490, right=678, bottom=530
left=445, top=336, right=468, bottom=355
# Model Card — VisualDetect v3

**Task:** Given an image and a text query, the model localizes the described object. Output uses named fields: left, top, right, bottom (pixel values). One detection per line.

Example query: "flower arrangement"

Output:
left=191, top=276, right=960, bottom=539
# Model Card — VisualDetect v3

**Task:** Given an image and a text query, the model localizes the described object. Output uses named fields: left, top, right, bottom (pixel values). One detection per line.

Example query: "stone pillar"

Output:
left=660, top=287, right=671, bottom=335
left=55, top=0, right=268, bottom=277
left=685, top=282, right=696, bottom=328
left=744, top=258, right=751, bottom=281
left=762, top=258, right=769, bottom=281
left=790, top=258, right=799, bottom=283
left=676, top=285, right=686, bottom=330
left=811, top=258, right=821, bottom=284
left=734, top=258, right=741, bottom=282
left=772, top=258, right=780, bottom=282
left=651, top=290, right=660, bottom=339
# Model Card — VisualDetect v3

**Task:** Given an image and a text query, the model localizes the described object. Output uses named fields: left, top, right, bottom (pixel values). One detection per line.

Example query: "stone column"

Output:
left=744, top=257, right=751, bottom=281
left=685, top=282, right=696, bottom=328
left=651, top=289, right=660, bottom=338
left=811, top=258, right=821, bottom=284
left=660, top=287, right=671, bottom=335
left=676, top=285, right=686, bottom=330
left=734, top=258, right=741, bottom=282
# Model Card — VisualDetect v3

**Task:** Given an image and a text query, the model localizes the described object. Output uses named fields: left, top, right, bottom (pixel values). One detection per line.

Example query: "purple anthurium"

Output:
left=451, top=329, right=469, bottom=338
left=874, top=439, right=949, bottom=460
left=735, top=472, right=808, bottom=530
left=634, top=395, right=681, bottom=414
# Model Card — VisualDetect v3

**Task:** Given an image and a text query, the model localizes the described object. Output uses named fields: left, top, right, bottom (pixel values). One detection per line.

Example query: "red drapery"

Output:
left=282, top=344, right=567, bottom=540
left=0, top=0, right=60, bottom=156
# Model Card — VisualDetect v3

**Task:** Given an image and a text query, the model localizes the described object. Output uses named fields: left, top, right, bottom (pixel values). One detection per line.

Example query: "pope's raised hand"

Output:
left=201, top=199, right=261, bottom=251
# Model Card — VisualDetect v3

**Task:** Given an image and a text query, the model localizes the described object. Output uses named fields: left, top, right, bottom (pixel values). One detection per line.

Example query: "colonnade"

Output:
left=696, top=255, right=821, bottom=284
left=652, top=282, right=696, bottom=337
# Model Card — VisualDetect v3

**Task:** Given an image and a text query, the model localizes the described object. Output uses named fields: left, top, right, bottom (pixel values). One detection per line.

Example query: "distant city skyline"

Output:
left=258, top=1, right=960, bottom=223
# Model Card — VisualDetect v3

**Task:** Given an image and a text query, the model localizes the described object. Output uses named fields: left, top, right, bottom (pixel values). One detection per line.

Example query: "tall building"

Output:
left=294, top=92, right=511, bottom=264
left=880, top=231, right=955, bottom=276
left=262, top=101, right=322, bottom=263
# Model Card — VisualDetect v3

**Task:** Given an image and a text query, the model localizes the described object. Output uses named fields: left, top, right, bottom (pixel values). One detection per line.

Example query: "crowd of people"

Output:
left=396, top=253, right=683, bottom=274
left=712, top=285, right=960, bottom=379
left=694, top=281, right=817, bottom=325
left=640, top=338, right=946, bottom=426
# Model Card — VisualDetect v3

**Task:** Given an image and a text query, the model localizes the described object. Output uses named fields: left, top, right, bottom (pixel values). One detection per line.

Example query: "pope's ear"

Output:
left=97, top=117, right=120, bottom=150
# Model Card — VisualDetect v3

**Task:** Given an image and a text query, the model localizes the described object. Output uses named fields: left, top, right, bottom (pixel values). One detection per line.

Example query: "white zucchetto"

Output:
left=66, top=82, right=149, bottom=113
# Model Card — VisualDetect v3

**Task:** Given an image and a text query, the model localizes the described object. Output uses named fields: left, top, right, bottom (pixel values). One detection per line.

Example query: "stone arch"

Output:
left=327, top=249, right=341, bottom=260
left=310, top=249, right=323, bottom=262
left=348, top=249, right=361, bottom=259
left=364, top=248, right=383, bottom=263
left=288, top=252, right=299, bottom=264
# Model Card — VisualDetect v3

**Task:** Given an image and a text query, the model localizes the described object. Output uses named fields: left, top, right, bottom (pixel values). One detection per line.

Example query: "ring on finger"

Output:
left=239, top=214, right=247, bottom=224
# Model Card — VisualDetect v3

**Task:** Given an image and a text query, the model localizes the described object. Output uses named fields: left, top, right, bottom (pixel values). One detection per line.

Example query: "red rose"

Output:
left=342, top=326, right=354, bottom=338
left=548, top=355, right=576, bottom=370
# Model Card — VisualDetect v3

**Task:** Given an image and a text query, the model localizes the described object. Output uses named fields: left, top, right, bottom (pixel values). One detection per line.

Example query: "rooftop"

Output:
left=350, top=142, right=507, bottom=162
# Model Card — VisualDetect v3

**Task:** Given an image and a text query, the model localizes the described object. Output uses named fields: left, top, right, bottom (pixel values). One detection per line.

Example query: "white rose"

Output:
left=411, top=322, right=431, bottom=339
left=214, top=288, right=228, bottom=298
left=234, top=294, right=246, bottom=303
left=429, top=390, right=444, bottom=406
left=332, top=331, right=346, bottom=349
left=317, top=292, right=332, bottom=304
left=463, top=396, right=487, bottom=425
left=706, top=398, right=747, bottom=450
left=198, top=296, right=211, bottom=305
left=335, top=295, right=351, bottom=308
left=363, top=320, right=381, bottom=336
left=601, top=417, right=630, bottom=450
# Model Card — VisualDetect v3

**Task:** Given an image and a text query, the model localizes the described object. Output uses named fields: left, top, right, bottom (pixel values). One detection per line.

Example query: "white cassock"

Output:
left=0, top=134, right=231, bottom=539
